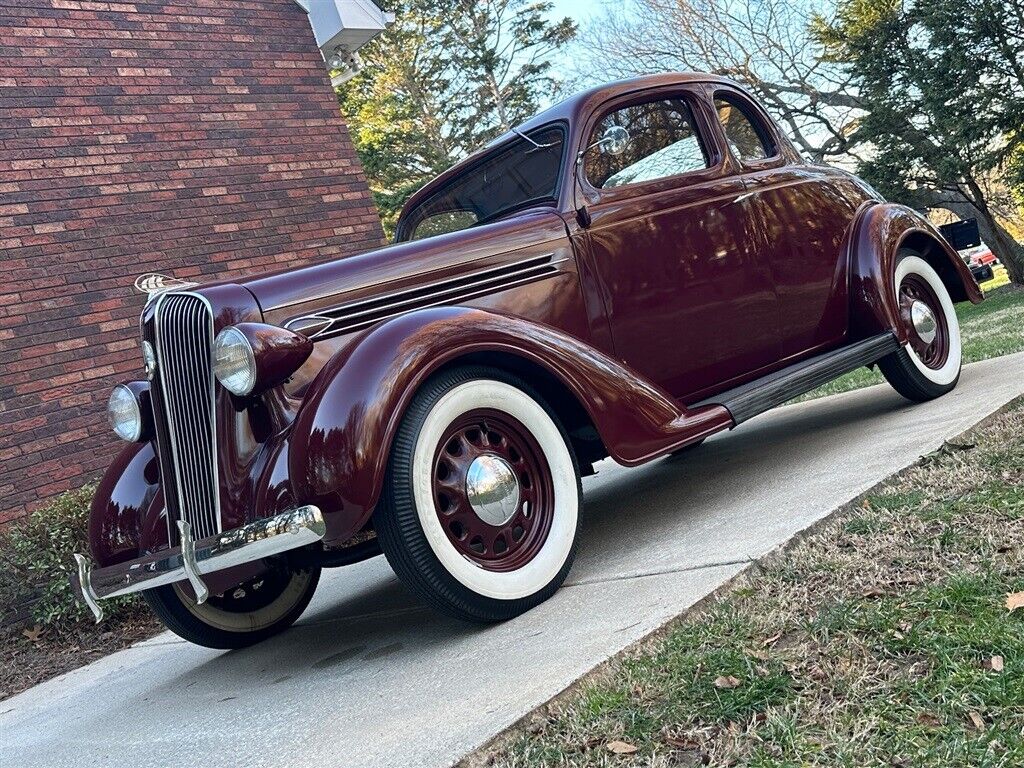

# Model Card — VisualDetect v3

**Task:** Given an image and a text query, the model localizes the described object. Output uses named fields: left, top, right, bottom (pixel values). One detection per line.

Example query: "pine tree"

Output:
left=815, top=0, right=1024, bottom=281
left=336, top=0, right=576, bottom=237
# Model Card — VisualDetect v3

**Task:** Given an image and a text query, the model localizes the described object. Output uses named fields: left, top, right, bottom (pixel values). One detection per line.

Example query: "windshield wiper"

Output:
left=512, top=128, right=559, bottom=153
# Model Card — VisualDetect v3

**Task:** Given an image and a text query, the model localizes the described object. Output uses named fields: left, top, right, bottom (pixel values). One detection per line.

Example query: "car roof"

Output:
left=511, top=72, right=731, bottom=134
left=399, top=72, right=735, bottom=220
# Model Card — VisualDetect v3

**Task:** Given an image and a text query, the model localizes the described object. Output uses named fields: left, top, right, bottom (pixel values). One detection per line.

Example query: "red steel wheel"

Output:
left=897, top=272, right=949, bottom=370
left=432, top=409, right=555, bottom=572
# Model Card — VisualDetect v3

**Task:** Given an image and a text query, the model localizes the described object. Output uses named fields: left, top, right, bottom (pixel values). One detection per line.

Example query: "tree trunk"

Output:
left=978, top=212, right=1024, bottom=284
left=952, top=209, right=1024, bottom=284
left=484, top=69, right=511, bottom=133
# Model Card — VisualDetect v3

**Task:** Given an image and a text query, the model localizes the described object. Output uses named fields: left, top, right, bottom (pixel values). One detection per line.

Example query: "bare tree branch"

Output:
left=572, top=0, right=865, bottom=164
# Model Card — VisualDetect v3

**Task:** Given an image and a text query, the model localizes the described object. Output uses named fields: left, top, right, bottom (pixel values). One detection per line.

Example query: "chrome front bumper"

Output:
left=72, top=505, right=326, bottom=622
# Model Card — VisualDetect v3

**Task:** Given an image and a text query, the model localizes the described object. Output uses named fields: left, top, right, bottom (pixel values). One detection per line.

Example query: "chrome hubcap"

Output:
left=910, top=300, right=938, bottom=344
left=465, top=454, right=520, bottom=527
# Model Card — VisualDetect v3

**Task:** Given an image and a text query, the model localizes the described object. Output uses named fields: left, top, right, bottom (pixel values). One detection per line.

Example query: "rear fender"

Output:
left=848, top=202, right=983, bottom=341
left=288, top=307, right=731, bottom=544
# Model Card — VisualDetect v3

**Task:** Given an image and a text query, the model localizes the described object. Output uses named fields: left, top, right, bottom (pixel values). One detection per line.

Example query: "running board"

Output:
left=693, top=332, right=901, bottom=426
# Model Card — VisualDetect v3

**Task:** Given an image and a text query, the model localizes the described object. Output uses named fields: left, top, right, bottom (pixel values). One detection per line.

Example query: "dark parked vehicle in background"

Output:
left=75, top=73, right=983, bottom=648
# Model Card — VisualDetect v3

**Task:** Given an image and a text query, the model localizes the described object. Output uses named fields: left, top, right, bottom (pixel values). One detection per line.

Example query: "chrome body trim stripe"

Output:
left=288, top=254, right=567, bottom=339
left=71, top=506, right=327, bottom=622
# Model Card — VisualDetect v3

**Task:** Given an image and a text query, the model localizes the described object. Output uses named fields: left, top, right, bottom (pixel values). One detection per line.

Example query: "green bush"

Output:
left=0, top=485, right=142, bottom=631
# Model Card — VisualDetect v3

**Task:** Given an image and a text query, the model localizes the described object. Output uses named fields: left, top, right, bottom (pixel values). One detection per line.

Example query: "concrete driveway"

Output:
left=3, top=353, right=1023, bottom=768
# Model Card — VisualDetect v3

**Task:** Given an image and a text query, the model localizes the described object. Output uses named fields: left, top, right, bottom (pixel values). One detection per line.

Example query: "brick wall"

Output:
left=0, top=0, right=385, bottom=525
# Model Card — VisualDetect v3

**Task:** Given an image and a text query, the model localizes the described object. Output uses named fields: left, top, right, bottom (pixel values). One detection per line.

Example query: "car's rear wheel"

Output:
left=878, top=252, right=962, bottom=401
left=373, top=366, right=581, bottom=622
left=144, top=563, right=320, bottom=649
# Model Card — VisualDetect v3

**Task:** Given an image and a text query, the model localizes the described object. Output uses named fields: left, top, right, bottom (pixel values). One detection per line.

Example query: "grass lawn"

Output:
left=478, top=399, right=1024, bottom=768
left=796, top=286, right=1024, bottom=402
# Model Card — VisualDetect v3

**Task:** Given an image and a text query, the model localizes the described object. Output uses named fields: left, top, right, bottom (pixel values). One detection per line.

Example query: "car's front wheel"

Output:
left=878, top=252, right=963, bottom=401
left=144, top=563, right=320, bottom=649
left=374, top=366, right=581, bottom=622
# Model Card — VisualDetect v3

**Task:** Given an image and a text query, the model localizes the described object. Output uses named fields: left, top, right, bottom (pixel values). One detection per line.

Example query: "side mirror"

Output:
left=578, top=125, right=631, bottom=165
left=599, top=125, right=631, bottom=156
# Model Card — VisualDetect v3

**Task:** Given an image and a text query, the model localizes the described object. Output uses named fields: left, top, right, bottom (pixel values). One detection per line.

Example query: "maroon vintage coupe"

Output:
left=75, top=74, right=982, bottom=648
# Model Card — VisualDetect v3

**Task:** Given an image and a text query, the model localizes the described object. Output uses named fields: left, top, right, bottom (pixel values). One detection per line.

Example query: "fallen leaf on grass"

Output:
left=988, top=655, right=1004, bottom=672
left=968, top=711, right=985, bottom=730
left=662, top=734, right=700, bottom=751
left=606, top=740, right=638, bottom=755
left=714, top=675, right=741, bottom=689
left=808, top=665, right=828, bottom=681
left=916, top=712, right=942, bottom=727
left=762, top=632, right=783, bottom=647
left=22, top=626, right=44, bottom=643
left=1006, top=592, right=1024, bottom=613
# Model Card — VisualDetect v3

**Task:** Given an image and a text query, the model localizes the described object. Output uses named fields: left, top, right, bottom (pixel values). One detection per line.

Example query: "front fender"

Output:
left=848, top=202, right=983, bottom=341
left=88, top=442, right=161, bottom=567
left=288, top=307, right=731, bottom=544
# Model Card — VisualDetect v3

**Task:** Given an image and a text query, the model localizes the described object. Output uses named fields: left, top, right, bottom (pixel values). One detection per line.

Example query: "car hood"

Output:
left=239, top=209, right=570, bottom=328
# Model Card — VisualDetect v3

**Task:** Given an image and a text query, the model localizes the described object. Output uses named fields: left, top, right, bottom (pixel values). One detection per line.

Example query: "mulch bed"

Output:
left=1, top=613, right=161, bottom=702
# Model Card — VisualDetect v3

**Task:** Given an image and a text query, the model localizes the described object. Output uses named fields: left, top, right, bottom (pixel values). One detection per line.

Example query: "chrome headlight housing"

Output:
left=108, top=383, right=148, bottom=442
left=213, top=326, right=258, bottom=396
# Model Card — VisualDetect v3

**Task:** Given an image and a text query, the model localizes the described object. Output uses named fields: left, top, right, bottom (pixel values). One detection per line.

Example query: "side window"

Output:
left=411, top=210, right=478, bottom=241
left=714, top=95, right=775, bottom=163
left=584, top=98, right=709, bottom=190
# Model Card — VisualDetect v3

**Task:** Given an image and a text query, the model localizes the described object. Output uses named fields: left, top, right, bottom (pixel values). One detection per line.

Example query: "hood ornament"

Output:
left=134, top=273, right=199, bottom=296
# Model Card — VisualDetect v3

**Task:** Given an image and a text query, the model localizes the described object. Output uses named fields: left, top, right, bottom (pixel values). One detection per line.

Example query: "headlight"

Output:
left=108, top=384, right=143, bottom=442
left=213, top=326, right=257, bottom=396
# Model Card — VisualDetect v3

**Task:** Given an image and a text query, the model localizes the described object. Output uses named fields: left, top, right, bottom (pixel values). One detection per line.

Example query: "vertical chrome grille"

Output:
left=152, top=292, right=221, bottom=541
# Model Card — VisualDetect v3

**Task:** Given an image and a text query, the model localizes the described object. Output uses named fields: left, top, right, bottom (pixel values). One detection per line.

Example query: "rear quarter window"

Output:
left=714, top=95, right=777, bottom=163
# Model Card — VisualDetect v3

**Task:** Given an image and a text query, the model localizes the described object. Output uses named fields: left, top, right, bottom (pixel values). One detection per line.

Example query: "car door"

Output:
left=574, top=87, right=781, bottom=401
left=711, top=88, right=853, bottom=358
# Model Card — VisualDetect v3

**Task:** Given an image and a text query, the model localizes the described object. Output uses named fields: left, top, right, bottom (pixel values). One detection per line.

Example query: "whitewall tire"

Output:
left=878, top=251, right=962, bottom=401
left=373, top=366, right=581, bottom=622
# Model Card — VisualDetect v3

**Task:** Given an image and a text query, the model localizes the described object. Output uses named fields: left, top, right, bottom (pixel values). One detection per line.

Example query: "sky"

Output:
left=547, top=0, right=603, bottom=24
left=544, top=0, right=609, bottom=91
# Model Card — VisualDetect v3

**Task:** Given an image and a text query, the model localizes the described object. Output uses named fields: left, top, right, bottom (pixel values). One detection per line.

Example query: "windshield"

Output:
left=396, top=125, right=566, bottom=242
